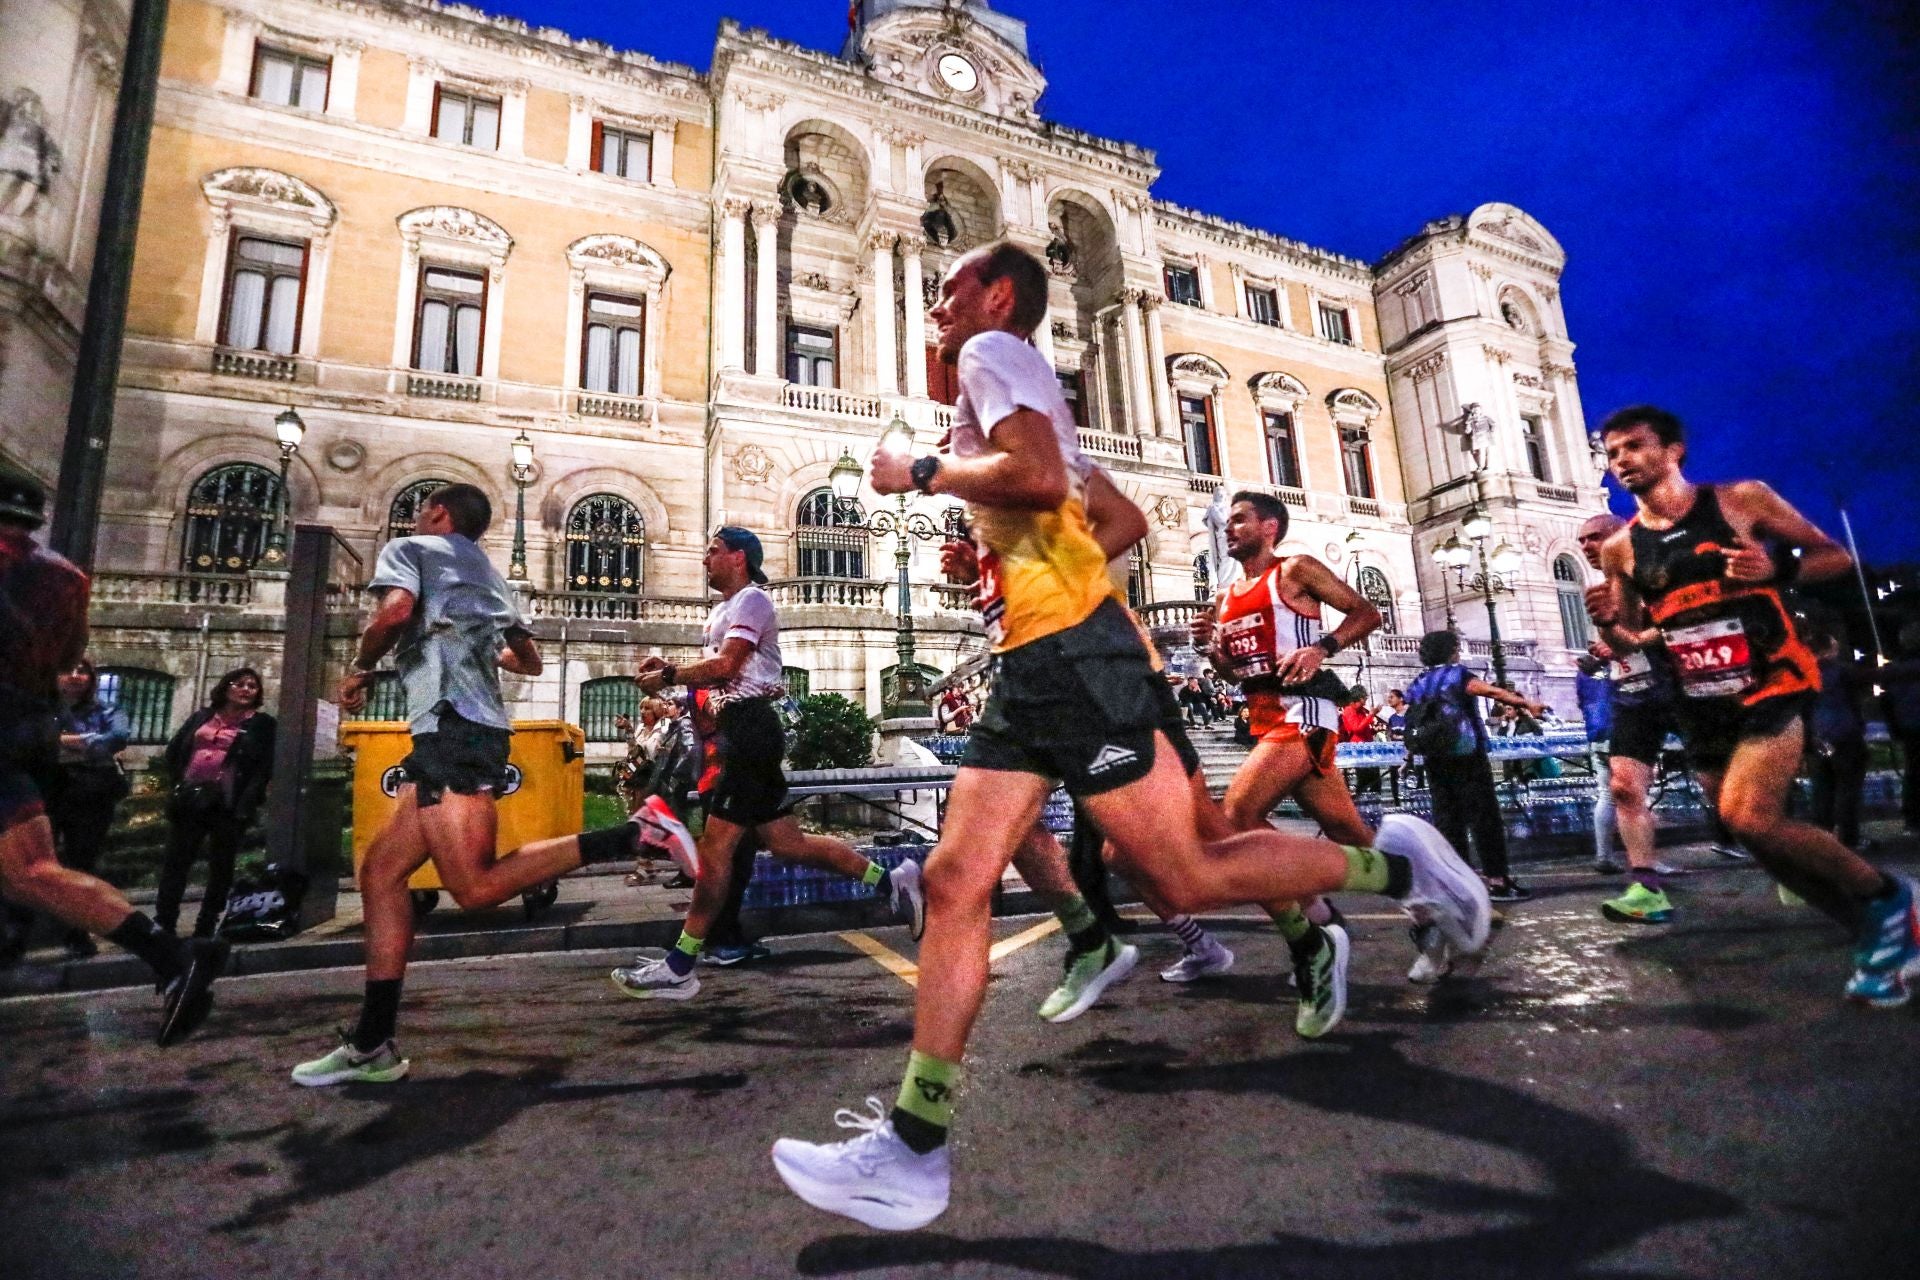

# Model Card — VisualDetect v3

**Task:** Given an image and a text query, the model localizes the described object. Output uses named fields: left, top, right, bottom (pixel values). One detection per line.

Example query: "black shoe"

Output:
left=1486, top=879, right=1532, bottom=903
left=158, top=938, right=229, bottom=1047
left=62, top=932, right=98, bottom=959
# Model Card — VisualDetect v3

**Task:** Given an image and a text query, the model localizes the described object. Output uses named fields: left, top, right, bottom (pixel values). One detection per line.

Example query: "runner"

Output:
left=609, top=525, right=926, bottom=1000
left=772, top=242, right=1491, bottom=1230
left=1586, top=405, right=1920, bottom=1004
left=0, top=463, right=225, bottom=1045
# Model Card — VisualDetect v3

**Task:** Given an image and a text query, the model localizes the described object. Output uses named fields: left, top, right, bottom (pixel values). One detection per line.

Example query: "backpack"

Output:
left=1405, top=665, right=1480, bottom=760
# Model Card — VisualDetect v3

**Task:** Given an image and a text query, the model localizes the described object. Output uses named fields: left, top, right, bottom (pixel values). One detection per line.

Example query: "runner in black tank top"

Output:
left=1588, top=405, right=1920, bottom=1009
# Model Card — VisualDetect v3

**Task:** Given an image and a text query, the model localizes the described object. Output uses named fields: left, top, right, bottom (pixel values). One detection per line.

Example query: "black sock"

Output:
left=106, top=911, right=186, bottom=982
left=1065, top=921, right=1110, bottom=957
left=577, top=822, right=636, bottom=865
left=1382, top=853, right=1413, bottom=899
left=352, top=978, right=403, bottom=1051
left=1864, top=873, right=1900, bottom=901
left=890, top=1107, right=949, bottom=1154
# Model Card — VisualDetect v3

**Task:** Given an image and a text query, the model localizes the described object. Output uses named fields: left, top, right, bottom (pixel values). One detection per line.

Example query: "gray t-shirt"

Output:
left=704, top=586, right=786, bottom=705
left=368, top=533, right=528, bottom=733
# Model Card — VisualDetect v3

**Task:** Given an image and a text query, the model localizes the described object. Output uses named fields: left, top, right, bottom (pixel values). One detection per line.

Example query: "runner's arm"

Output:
left=339, top=587, right=415, bottom=709
left=1083, top=467, right=1148, bottom=562
left=1288, top=556, right=1382, bottom=653
left=498, top=627, right=542, bottom=677
left=1721, top=480, right=1852, bottom=584
left=869, top=410, right=1066, bottom=511
left=1464, top=677, right=1548, bottom=718
left=1589, top=533, right=1659, bottom=652
left=639, top=636, right=754, bottom=692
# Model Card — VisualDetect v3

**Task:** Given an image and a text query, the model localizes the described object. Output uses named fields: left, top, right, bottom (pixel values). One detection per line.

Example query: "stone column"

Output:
left=719, top=197, right=750, bottom=371
left=899, top=236, right=927, bottom=398
left=1033, top=313, right=1056, bottom=367
left=868, top=231, right=899, bottom=395
left=1142, top=294, right=1174, bottom=437
left=751, top=204, right=780, bottom=377
left=1120, top=290, right=1154, bottom=437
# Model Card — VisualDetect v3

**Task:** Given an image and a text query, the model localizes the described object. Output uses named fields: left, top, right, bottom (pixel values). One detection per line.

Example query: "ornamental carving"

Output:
left=721, top=195, right=755, bottom=219
left=1002, top=158, right=1043, bottom=183
left=1050, top=319, right=1072, bottom=339
left=1394, top=272, right=1430, bottom=298
left=1512, top=372, right=1544, bottom=389
left=1249, top=371, right=1309, bottom=404
left=397, top=205, right=511, bottom=257
left=1404, top=351, right=1448, bottom=382
left=730, top=443, right=774, bottom=485
left=734, top=89, right=786, bottom=113
left=1327, top=387, right=1382, bottom=422
left=749, top=204, right=782, bottom=229
left=875, top=124, right=925, bottom=146
left=1481, top=344, right=1511, bottom=365
left=1168, top=353, right=1230, bottom=386
left=568, top=233, right=670, bottom=280
left=325, top=440, right=365, bottom=473
left=1481, top=211, right=1547, bottom=252
left=202, top=166, right=337, bottom=227
left=1150, top=496, right=1184, bottom=530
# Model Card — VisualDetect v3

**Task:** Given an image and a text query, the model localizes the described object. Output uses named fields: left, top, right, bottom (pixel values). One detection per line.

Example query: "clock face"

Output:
left=936, top=53, right=978, bottom=93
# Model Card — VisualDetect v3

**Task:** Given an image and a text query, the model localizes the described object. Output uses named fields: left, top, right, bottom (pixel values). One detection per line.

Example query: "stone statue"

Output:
left=1456, top=402, right=1496, bottom=473
left=0, top=90, right=61, bottom=220
left=1201, top=484, right=1239, bottom=590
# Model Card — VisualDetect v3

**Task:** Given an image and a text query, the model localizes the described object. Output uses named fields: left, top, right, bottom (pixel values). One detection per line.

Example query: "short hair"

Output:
left=1389, top=687, right=1405, bottom=699
left=1598, top=404, right=1686, bottom=448
left=209, top=665, right=265, bottom=710
left=1418, top=629, right=1461, bottom=666
left=1578, top=512, right=1626, bottom=538
left=973, top=241, right=1050, bottom=336
left=1348, top=685, right=1369, bottom=704
left=426, top=483, right=492, bottom=538
left=1230, top=489, right=1290, bottom=541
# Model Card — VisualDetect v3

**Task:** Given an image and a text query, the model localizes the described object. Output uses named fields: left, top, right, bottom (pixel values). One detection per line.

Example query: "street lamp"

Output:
left=258, top=406, right=305, bottom=568
left=867, top=414, right=947, bottom=714
left=829, top=447, right=863, bottom=506
left=1432, top=507, right=1520, bottom=687
left=508, top=429, right=534, bottom=581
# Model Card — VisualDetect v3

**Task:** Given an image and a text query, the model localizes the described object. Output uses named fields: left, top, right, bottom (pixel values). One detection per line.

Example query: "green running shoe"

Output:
left=1601, top=882, right=1674, bottom=924
left=1290, top=922, right=1350, bottom=1039
left=291, top=1031, right=411, bottom=1087
left=1038, top=939, right=1137, bottom=1023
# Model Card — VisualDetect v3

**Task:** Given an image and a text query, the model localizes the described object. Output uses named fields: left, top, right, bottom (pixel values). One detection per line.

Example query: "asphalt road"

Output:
left=3, top=858, right=1917, bottom=1280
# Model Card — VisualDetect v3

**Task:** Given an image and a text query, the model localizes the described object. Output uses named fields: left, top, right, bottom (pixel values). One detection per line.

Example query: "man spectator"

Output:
left=1883, top=621, right=1920, bottom=836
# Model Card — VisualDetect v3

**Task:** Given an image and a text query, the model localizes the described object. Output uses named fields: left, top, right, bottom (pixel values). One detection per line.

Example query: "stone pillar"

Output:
left=1033, top=312, right=1056, bottom=367
left=1143, top=294, right=1174, bottom=437
left=868, top=231, right=899, bottom=395
left=719, top=197, right=750, bottom=370
left=900, top=236, right=927, bottom=398
left=1120, top=290, right=1153, bottom=437
left=751, top=204, right=780, bottom=377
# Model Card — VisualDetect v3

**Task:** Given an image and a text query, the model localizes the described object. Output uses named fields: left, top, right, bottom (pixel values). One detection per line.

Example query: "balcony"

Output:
left=1077, top=429, right=1143, bottom=461
left=1347, top=496, right=1382, bottom=518
left=211, top=349, right=298, bottom=382
left=767, top=577, right=888, bottom=608
left=575, top=391, right=651, bottom=423
left=92, top=571, right=255, bottom=607
left=523, top=590, right=707, bottom=624
left=406, top=372, right=484, bottom=402
left=1235, top=481, right=1309, bottom=509
left=781, top=384, right=886, bottom=421
left=1187, top=474, right=1224, bottom=495
left=1530, top=480, right=1580, bottom=503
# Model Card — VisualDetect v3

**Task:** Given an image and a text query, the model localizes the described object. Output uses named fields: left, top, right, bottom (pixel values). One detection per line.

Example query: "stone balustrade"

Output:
left=91, top=571, right=255, bottom=606
left=781, top=384, right=887, bottom=420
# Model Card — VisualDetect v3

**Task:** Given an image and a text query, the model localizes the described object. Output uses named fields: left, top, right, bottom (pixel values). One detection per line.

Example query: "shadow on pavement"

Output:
left=796, top=1032, right=1739, bottom=1279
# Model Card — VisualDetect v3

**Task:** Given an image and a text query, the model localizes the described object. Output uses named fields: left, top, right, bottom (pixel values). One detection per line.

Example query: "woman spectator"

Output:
left=156, top=667, right=276, bottom=938
left=1339, top=685, right=1383, bottom=795
left=49, top=659, right=132, bottom=956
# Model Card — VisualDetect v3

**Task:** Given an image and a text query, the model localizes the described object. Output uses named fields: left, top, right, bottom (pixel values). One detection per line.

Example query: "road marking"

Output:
left=840, top=917, right=1063, bottom=989
left=989, top=917, right=1061, bottom=961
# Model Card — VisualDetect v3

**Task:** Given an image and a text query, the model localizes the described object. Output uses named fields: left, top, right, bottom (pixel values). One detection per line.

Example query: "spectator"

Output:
left=1339, top=685, right=1383, bottom=795
left=50, top=659, right=131, bottom=957
left=1807, top=627, right=1870, bottom=850
left=156, top=667, right=276, bottom=939
left=1882, top=621, right=1920, bottom=836
left=1404, top=630, right=1547, bottom=902
left=1383, top=687, right=1421, bottom=790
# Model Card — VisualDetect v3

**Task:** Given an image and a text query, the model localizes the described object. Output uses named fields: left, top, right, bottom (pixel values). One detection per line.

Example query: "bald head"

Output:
left=1576, top=511, right=1626, bottom=571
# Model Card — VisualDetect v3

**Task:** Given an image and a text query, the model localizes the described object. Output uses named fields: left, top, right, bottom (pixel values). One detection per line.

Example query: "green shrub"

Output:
left=787, top=693, right=876, bottom=770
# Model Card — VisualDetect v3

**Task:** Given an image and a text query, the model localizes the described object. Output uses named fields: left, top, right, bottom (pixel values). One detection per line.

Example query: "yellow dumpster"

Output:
left=339, top=719, right=586, bottom=915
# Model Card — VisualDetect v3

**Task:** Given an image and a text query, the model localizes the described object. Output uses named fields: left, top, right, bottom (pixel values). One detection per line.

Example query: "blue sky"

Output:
left=479, top=0, right=1920, bottom=560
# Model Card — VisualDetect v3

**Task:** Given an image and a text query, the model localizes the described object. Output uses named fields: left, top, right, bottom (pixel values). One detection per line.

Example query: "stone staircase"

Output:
left=1185, top=717, right=1251, bottom=794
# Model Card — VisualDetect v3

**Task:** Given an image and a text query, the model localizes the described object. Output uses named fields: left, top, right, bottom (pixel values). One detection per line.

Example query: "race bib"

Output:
left=1218, top=613, right=1274, bottom=680
left=1612, top=651, right=1657, bottom=696
left=1666, top=618, right=1753, bottom=699
left=974, top=546, right=1006, bottom=648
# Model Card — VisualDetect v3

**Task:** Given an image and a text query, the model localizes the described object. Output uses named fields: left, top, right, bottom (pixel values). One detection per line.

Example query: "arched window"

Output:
left=565, top=494, right=646, bottom=595
left=795, top=487, right=866, bottom=579
left=1554, top=554, right=1591, bottom=649
left=97, top=667, right=176, bottom=744
left=579, top=676, right=639, bottom=742
left=181, top=462, right=280, bottom=574
left=1356, top=566, right=1396, bottom=634
left=388, top=478, right=452, bottom=542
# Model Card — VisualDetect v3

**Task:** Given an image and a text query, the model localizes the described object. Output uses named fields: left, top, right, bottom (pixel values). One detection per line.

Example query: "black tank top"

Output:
left=1627, top=485, right=1817, bottom=704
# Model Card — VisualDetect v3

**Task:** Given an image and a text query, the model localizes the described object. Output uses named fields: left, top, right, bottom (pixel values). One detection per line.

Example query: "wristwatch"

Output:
left=910, top=454, right=942, bottom=495
left=1315, top=635, right=1341, bottom=658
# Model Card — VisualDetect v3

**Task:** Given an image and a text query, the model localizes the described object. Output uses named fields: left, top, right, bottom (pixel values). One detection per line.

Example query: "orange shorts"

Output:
left=1245, top=690, right=1339, bottom=774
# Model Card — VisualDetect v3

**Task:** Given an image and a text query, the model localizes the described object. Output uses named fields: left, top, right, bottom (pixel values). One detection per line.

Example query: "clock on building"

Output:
left=935, top=52, right=979, bottom=93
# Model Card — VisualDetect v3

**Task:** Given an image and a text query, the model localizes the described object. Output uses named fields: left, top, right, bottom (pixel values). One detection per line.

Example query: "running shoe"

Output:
left=1652, top=860, right=1688, bottom=878
left=1592, top=855, right=1624, bottom=875
left=704, top=941, right=773, bottom=966
left=1601, top=882, right=1674, bottom=924
left=633, top=796, right=699, bottom=879
left=1709, top=843, right=1751, bottom=861
left=1290, top=923, right=1349, bottom=1039
left=1844, top=877, right=1920, bottom=1009
left=771, top=1097, right=950, bottom=1231
left=889, top=859, right=926, bottom=941
left=1037, top=939, right=1137, bottom=1023
left=1777, top=882, right=1806, bottom=908
left=1406, top=919, right=1451, bottom=984
left=157, top=937, right=228, bottom=1047
left=1375, top=814, right=1492, bottom=957
left=611, top=956, right=702, bottom=1000
left=1487, top=879, right=1532, bottom=903
left=291, top=1031, right=411, bottom=1087
left=1159, top=935, right=1234, bottom=983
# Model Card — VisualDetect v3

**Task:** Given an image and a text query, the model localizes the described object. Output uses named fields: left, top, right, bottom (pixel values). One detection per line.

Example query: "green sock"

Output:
left=891, top=1049, right=960, bottom=1153
left=1054, top=893, right=1098, bottom=936
left=861, top=860, right=885, bottom=887
left=1339, top=845, right=1390, bottom=893
left=1272, top=905, right=1312, bottom=943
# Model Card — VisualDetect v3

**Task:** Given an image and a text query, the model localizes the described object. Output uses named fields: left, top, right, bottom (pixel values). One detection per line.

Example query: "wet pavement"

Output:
left=3, top=851, right=1918, bottom=1279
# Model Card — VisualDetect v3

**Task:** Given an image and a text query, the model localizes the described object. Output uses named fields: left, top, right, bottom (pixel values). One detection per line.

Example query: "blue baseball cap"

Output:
left=713, top=525, right=768, bottom=584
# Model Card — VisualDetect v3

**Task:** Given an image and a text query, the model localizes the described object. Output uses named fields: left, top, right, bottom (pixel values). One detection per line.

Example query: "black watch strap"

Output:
left=910, top=455, right=941, bottom=495
left=1315, top=635, right=1341, bottom=657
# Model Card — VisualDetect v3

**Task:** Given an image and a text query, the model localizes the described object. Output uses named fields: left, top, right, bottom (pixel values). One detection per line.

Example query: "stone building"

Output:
left=65, top=0, right=1607, bottom=758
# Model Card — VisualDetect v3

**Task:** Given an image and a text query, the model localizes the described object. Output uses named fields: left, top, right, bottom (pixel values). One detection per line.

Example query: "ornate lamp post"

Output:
left=508, top=429, right=534, bottom=581
left=258, top=406, right=305, bottom=568
left=1434, top=507, right=1521, bottom=687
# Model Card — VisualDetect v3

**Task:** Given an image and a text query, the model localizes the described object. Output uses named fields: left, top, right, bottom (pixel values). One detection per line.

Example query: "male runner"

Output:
left=610, top=525, right=925, bottom=999
left=0, top=463, right=226, bottom=1044
left=1586, top=405, right=1920, bottom=1004
left=771, top=242, right=1491, bottom=1230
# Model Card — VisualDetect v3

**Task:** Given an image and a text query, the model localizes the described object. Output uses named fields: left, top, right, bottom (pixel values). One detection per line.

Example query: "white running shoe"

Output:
left=610, top=956, right=701, bottom=1001
left=1376, top=814, right=1492, bottom=958
left=1159, top=935, right=1235, bottom=983
left=889, top=859, right=926, bottom=941
left=1406, top=918, right=1451, bottom=984
left=634, top=796, right=699, bottom=879
left=772, top=1097, right=951, bottom=1231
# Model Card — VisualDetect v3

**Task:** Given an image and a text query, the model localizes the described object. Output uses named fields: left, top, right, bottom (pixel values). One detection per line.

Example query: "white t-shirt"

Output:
left=702, top=585, right=786, bottom=703
left=946, top=329, right=1093, bottom=480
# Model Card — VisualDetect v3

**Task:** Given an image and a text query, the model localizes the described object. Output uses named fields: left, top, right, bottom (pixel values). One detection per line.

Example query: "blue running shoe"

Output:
left=1845, top=876, right=1920, bottom=1009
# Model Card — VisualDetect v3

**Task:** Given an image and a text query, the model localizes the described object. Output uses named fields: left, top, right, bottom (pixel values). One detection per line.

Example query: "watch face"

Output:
left=936, top=53, right=978, bottom=92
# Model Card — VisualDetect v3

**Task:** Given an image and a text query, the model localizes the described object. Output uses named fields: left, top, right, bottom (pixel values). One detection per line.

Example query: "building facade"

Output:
left=76, top=0, right=1607, bottom=756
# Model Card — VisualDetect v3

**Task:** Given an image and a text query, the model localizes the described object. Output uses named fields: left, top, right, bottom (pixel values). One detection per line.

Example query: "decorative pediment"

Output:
left=1467, top=202, right=1564, bottom=264
left=567, top=233, right=669, bottom=283
left=1167, top=352, right=1229, bottom=388
left=397, top=206, right=512, bottom=263
left=201, top=167, right=336, bottom=230
left=1327, top=387, right=1382, bottom=422
left=1249, top=371, right=1308, bottom=407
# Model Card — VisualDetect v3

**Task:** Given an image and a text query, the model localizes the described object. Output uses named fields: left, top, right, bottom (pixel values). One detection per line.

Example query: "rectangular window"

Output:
left=787, top=325, right=837, bottom=387
left=1245, top=285, right=1280, bottom=327
left=582, top=292, right=644, bottom=396
left=593, top=123, right=652, bottom=181
left=1164, top=264, right=1201, bottom=307
left=1522, top=414, right=1550, bottom=481
left=1263, top=410, right=1301, bottom=489
left=1056, top=369, right=1086, bottom=427
left=413, top=265, right=487, bottom=376
left=1317, top=302, right=1354, bottom=345
left=220, top=234, right=307, bottom=354
left=1339, top=425, right=1375, bottom=498
left=250, top=46, right=330, bottom=111
left=432, top=87, right=500, bottom=150
left=1179, top=394, right=1219, bottom=476
left=1126, top=545, right=1149, bottom=610
left=1558, top=589, right=1593, bottom=651
left=925, top=347, right=960, bottom=405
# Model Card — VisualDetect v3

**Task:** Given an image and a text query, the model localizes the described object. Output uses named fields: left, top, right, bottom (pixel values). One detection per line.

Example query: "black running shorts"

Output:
left=401, top=707, right=512, bottom=807
left=1671, top=691, right=1813, bottom=773
left=963, top=598, right=1170, bottom=798
left=707, top=698, right=793, bottom=827
left=1606, top=698, right=1681, bottom=766
left=1152, top=676, right=1202, bottom=777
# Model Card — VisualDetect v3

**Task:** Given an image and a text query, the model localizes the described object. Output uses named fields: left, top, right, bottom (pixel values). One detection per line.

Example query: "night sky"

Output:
left=476, top=0, right=1920, bottom=560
